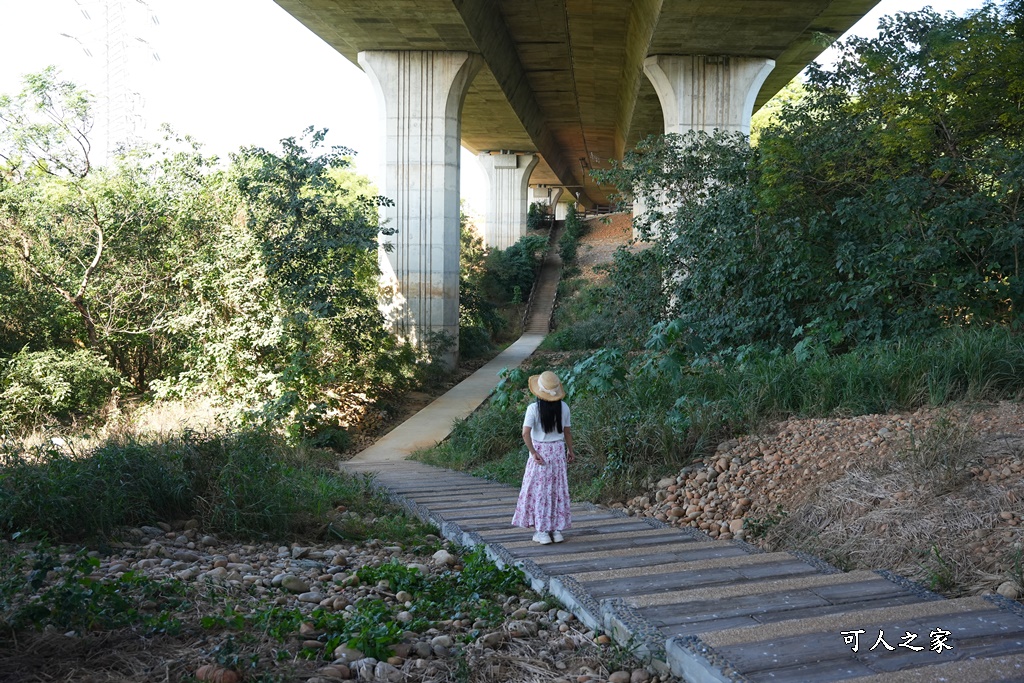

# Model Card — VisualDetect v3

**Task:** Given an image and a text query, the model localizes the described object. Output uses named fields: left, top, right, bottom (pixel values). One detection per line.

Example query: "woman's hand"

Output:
left=566, top=448, right=575, bottom=464
left=532, top=451, right=546, bottom=466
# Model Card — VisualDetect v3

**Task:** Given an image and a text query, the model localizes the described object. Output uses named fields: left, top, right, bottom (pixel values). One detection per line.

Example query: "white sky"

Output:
left=0, top=0, right=984, bottom=215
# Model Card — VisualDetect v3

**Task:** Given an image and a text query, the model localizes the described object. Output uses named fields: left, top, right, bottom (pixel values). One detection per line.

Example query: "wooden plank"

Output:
left=744, top=657, right=876, bottom=683
left=467, top=511, right=613, bottom=532
left=809, top=579, right=922, bottom=603
left=480, top=521, right=656, bottom=544
left=719, top=608, right=1024, bottom=681
left=644, top=590, right=830, bottom=626
left=508, top=530, right=686, bottom=557
left=753, top=594, right=929, bottom=626
left=734, top=559, right=822, bottom=580
left=658, top=594, right=932, bottom=640
left=583, top=560, right=819, bottom=599
left=537, top=545, right=747, bottom=574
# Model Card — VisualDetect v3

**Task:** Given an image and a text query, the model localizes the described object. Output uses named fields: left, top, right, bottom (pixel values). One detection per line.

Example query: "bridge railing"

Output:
left=580, top=204, right=632, bottom=218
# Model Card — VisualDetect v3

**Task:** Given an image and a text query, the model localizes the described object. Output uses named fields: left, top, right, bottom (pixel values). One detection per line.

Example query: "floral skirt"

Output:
left=511, top=440, right=571, bottom=532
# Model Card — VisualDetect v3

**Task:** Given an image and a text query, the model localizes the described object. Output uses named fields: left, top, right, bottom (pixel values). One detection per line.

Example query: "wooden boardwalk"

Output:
left=342, top=226, right=1024, bottom=681
left=341, top=461, right=1024, bottom=681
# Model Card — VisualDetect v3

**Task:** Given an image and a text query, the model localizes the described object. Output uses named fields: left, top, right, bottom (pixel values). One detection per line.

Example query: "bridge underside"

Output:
left=274, top=0, right=879, bottom=206
left=273, top=0, right=879, bottom=365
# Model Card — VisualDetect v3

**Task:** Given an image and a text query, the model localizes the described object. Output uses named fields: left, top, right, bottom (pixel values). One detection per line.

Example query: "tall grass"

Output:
left=0, top=429, right=406, bottom=542
left=420, top=327, right=1024, bottom=501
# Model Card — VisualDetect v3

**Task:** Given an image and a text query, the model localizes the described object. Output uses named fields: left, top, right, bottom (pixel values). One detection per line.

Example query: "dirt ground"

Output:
left=575, top=213, right=637, bottom=283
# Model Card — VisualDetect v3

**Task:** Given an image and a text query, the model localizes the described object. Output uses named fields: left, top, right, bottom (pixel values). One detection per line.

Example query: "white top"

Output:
left=523, top=401, right=571, bottom=443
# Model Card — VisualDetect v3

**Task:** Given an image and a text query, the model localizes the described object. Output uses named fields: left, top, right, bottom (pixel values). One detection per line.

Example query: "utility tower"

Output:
left=62, top=0, right=160, bottom=163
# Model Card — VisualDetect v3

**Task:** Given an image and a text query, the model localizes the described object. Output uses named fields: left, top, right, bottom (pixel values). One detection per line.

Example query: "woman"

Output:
left=511, top=371, right=575, bottom=544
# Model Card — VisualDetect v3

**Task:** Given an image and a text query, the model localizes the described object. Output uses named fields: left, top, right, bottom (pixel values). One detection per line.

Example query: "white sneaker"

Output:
left=533, top=531, right=552, bottom=544
left=552, top=530, right=564, bottom=543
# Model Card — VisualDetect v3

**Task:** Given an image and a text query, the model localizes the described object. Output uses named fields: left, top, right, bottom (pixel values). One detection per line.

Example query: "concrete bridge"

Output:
left=274, top=0, right=879, bottom=362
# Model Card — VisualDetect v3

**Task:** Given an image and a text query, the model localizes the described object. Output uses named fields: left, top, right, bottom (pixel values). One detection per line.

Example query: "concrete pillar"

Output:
left=530, top=186, right=563, bottom=212
left=643, top=55, right=775, bottom=136
left=478, top=152, right=539, bottom=249
left=634, top=55, right=773, bottom=240
left=359, top=50, right=482, bottom=366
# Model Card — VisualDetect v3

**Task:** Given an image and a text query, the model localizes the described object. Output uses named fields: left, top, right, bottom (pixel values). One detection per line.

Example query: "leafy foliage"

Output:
left=355, top=546, right=524, bottom=639
left=545, top=246, right=665, bottom=351
left=526, top=201, right=549, bottom=231
left=0, top=347, right=126, bottom=431
left=558, top=204, right=585, bottom=265
left=457, top=212, right=503, bottom=358
left=597, top=4, right=1024, bottom=354
left=0, top=428, right=425, bottom=541
left=423, top=326, right=1024, bottom=500
left=0, top=544, right=186, bottom=634
left=481, top=233, right=548, bottom=306
left=0, top=70, right=420, bottom=440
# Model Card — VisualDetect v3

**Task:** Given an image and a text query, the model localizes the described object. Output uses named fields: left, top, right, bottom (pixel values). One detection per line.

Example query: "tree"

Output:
left=598, top=3, right=1024, bottom=354
left=157, top=128, right=409, bottom=441
left=0, top=71, right=225, bottom=389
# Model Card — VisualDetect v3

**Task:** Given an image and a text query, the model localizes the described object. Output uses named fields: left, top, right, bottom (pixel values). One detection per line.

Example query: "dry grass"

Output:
left=761, top=415, right=1024, bottom=596
left=418, top=627, right=633, bottom=683
left=0, top=629, right=202, bottom=682
left=8, top=397, right=226, bottom=460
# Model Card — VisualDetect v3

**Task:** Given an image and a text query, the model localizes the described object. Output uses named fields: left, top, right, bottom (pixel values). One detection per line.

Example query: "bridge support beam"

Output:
left=530, top=186, right=563, bottom=212
left=643, top=55, right=775, bottom=136
left=478, top=152, right=539, bottom=249
left=359, top=50, right=483, bottom=367
left=634, top=55, right=774, bottom=239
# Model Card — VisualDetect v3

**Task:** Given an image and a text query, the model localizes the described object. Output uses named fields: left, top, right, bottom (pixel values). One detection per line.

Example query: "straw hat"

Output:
left=528, top=371, right=565, bottom=401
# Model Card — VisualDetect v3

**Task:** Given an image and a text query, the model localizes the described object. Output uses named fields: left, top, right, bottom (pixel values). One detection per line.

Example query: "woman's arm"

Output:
left=564, top=426, right=575, bottom=463
left=523, top=426, right=545, bottom=465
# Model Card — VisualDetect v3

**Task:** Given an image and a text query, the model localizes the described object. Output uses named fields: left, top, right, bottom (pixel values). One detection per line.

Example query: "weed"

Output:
left=598, top=632, right=646, bottom=672
left=744, top=505, right=788, bottom=540
left=0, top=428, right=428, bottom=542
left=920, top=544, right=958, bottom=594
left=1007, top=547, right=1024, bottom=592
left=0, top=542, right=186, bottom=634
left=897, top=414, right=979, bottom=490
left=342, top=598, right=404, bottom=659
left=422, top=326, right=1024, bottom=504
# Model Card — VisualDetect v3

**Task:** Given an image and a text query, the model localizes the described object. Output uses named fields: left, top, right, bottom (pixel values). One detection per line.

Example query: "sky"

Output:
left=0, top=0, right=985, bottom=215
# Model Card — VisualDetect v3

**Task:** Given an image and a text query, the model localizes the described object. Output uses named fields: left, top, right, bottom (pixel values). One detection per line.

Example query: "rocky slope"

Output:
left=614, top=402, right=1024, bottom=601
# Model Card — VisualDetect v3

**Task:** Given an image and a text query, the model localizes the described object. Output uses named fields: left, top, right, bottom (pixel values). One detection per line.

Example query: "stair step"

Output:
left=668, top=595, right=1024, bottom=683
left=572, top=552, right=826, bottom=600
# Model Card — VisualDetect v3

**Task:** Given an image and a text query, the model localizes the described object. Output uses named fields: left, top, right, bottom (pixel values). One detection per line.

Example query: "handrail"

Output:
left=581, top=204, right=632, bottom=218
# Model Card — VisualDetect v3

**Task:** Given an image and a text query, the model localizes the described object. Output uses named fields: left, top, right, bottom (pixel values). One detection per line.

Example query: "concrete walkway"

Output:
left=347, top=331, right=545, bottom=463
left=349, top=222, right=562, bottom=465
left=342, top=229, right=1024, bottom=681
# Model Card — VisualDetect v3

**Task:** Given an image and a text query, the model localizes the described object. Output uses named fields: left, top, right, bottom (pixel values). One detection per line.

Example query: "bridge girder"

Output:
left=274, top=0, right=879, bottom=206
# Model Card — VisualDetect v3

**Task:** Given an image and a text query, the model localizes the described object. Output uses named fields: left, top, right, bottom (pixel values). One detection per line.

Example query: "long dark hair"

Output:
left=537, top=398, right=563, bottom=434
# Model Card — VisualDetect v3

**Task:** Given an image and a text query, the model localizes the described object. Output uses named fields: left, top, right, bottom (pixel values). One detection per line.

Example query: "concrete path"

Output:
left=349, top=222, right=562, bottom=464
left=341, top=228, right=1024, bottom=681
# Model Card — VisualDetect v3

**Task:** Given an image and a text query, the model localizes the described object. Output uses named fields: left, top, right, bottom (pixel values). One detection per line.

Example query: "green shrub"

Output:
left=423, top=327, right=1024, bottom=501
left=526, top=201, right=548, bottom=231
left=545, top=247, right=664, bottom=352
left=558, top=204, right=585, bottom=265
left=0, top=428, right=426, bottom=542
left=482, top=234, right=548, bottom=305
left=596, top=6, right=1024, bottom=353
left=0, top=348, right=127, bottom=432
